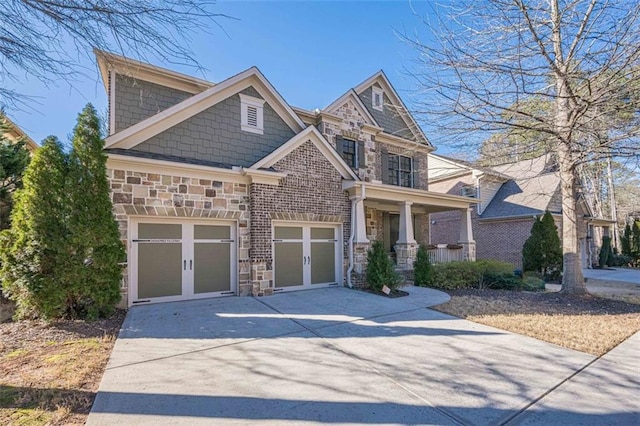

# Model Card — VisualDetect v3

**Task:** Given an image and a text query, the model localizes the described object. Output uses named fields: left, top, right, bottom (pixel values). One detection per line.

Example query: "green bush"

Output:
left=365, top=240, right=400, bottom=292
left=610, top=253, right=632, bottom=267
left=522, top=211, right=562, bottom=278
left=521, top=276, right=546, bottom=292
left=413, top=245, right=433, bottom=287
left=428, top=259, right=516, bottom=290
left=599, top=236, right=613, bottom=268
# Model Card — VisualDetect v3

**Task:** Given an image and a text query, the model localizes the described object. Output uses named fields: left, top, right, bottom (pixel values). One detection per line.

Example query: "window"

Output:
left=342, top=139, right=357, bottom=168
left=389, top=154, right=413, bottom=188
left=240, top=94, right=265, bottom=134
left=461, top=184, right=478, bottom=198
left=372, top=86, right=384, bottom=111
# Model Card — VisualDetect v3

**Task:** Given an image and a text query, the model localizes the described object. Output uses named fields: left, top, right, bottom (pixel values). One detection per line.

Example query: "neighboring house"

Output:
left=95, top=51, right=477, bottom=306
left=1, top=115, right=39, bottom=152
left=428, top=153, right=614, bottom=269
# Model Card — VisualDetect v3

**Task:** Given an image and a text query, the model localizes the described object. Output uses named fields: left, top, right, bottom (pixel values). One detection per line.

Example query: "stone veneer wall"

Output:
left=249, top=140, right=351, bottom=295
left=108, top=168, right=252, bottom=301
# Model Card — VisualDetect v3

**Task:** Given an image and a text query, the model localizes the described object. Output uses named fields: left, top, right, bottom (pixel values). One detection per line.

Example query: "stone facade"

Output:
left=108, top=167, right=252, bottom=299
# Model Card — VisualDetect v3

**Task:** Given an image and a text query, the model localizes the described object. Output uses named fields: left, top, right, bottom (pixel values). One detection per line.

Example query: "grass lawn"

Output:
left=0, top=310, right=125, bottom=425
left=434, top=288, right=640, bottom=356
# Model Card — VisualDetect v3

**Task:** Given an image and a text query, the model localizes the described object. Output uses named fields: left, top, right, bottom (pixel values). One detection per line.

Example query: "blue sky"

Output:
left=5, top=1, right=442, bottom=150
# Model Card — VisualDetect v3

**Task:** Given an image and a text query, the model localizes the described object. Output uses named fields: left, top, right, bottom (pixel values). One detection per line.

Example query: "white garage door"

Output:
left=130, top=219, right=237, bottom=305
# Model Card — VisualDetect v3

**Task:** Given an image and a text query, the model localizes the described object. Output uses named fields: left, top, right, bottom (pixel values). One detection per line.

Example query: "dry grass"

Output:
left=434, top=290, right=640, bottom=356
left=0, top=312, right=124, bottom=425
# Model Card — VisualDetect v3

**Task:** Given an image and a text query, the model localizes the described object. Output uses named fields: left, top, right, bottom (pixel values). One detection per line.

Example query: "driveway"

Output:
left=88, top=287, right=639, bottom=425
left=583, top=267, right=640, bottom=285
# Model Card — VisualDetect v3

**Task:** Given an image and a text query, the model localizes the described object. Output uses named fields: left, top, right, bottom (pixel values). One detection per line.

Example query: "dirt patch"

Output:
left=0, top=310, right=125, bottom=425
left=433, top=289, right=640, bottom=356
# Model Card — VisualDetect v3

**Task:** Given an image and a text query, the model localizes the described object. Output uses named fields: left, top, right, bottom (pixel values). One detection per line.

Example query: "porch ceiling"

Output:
left=343, top=180, right=478, bottom=214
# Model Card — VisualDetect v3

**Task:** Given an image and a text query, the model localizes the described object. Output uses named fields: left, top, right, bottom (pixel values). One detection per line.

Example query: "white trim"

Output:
left=128, top=217, right=238, bottom=307
left=375, top=131, right=433, bottom=152
left=109, top=70, right=116, bottom=136
left=104, top=67, right=305, bottom=149
left=372, top=86, right=384, bottom=111
left=240, top=93, right=265, bottom=134
left=322, top=89, right=379, bottom=126
left=250, top=126, right=359, bottom=181
left=353, top=70, right=432, bottom=147
left=107, top=153, right=285, bottom=185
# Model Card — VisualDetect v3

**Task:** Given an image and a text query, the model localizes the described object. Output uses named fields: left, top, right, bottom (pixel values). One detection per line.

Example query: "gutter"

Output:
left=346, top=183, right=366, bottom=288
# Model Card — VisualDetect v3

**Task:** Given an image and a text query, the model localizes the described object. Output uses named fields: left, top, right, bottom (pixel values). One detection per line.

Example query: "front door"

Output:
left=131, top=219, right=236, bottom=305
left=273, top=224, right=341, bottom=291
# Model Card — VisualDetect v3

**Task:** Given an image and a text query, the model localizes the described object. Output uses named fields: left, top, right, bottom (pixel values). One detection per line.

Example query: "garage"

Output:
left=273, top=223, right=342, bottom=291
left=129, top=218, right=237, bottom=305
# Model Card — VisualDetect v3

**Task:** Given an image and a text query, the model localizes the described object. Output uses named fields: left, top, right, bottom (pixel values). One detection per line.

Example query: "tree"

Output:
left=409, top=0, right=640, bottom=294
left=414, top=244, right=434, bottom=287
left=0, top=137, right=69, bottom=319
left=0, top=114, right=31, bottom=229
left=66, top=104, right=125, bottom=318
left=522, top=211, right=563, bottom=280
left=599, top=236, right=613, bottom=268
left=365, top=240, right=400, bottom=292
left=0, top=1, right=229, bottom=109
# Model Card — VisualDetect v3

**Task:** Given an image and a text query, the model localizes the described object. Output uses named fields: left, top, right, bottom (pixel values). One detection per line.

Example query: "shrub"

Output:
left=609, top=253, right=632, bottom=267
left=599, top=236, right=613, bottom=268
left=365, top=240, right=400, bottom=292
left=413, top=245, right=433, bottom=287
left=522, top=211, right=562, bottom=278
left=521, top=276, right=546, bottom=291
left=428, top=259, right=517, bottom=290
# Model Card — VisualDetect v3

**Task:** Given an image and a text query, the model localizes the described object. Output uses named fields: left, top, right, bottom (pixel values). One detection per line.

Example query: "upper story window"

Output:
left=336, top=136, right=365, bottom=169
left=461, top=184, right=478, bottom=198
left=389, top=154, right=413, bottom=188
left=240, top=94, right=265, bottom=135
left=372, top=86, right=384, bottom=111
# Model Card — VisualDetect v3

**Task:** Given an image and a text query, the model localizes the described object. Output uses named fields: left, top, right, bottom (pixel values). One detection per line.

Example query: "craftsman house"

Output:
left=428, top=153, right=614, bottom=269
left=96, top=51, right=477, bottom=306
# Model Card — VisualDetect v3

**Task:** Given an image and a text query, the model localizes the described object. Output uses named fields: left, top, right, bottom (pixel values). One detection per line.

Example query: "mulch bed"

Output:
left=445, top=289, right=640, bottom=315
left=358, top=288, right=409, bottom=298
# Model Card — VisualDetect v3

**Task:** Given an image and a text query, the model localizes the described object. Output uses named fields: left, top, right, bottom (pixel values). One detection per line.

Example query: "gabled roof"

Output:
left=323, top=89, right=379, bottom=127
left=95, top=49, right=214, bottom=95
left=491, top=154, right=556, bottom=179
left=104, top=66, right=306, bottom=150
left=1, top=115, right=38, bottom=151
left=251, top=126, right=358, bottom=181
left=428, top=153, right=510, bottom=182
left=353, top=70, right=431, bottom=147
left=480, top=173, right=562, bottom=219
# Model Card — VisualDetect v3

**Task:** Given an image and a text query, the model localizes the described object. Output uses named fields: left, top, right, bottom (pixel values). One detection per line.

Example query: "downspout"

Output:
left=347, top=183, right=366, bottom=288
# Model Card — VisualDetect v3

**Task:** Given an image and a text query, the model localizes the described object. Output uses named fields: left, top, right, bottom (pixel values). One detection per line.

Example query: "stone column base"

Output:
left=353, top=242, right=370, bottom=274
left=250, top=261, right=273, bottom=296
left=395, top=242, right=419, bottom=270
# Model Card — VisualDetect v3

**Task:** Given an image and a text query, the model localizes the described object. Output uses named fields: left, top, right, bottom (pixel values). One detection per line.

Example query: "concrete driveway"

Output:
left=583, top=267, right=640, bottom=285
left=88, top=287, right=639, bottom=425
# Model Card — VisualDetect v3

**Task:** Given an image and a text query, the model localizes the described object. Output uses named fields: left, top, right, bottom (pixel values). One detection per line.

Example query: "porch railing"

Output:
left=428, top=244, right=464, bottom=264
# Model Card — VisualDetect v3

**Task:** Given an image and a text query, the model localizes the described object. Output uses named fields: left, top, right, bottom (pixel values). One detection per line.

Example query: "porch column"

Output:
left=458, top=207, right=476, bottom=261
left=351, top=196, right=369, bottom=244
left=396, top=201, right=418, bottom=270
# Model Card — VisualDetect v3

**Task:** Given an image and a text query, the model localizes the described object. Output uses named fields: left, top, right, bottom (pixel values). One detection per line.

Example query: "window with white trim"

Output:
left=372, top=86, right=384, bottom=111
left=240, top=94, right=265, bottom=134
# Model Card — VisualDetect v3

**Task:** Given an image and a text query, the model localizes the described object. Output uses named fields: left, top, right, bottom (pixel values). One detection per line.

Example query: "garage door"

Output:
left=130, top=219, right=236, bottom=305
left=273, top=223, right=341, bottom=291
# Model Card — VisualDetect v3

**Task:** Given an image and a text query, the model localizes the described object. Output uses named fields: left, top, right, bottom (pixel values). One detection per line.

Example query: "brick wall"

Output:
left=249, top=139, right=351, bottom=292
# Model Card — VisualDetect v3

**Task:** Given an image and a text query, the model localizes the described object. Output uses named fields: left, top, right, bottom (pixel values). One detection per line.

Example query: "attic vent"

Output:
left=461, top=184, right=478, bottom=198
left=247, top=106, right=258, bottom=127
left=372, top=86, right=384, bottom=111
left=240, top=93, right=265, bottom=135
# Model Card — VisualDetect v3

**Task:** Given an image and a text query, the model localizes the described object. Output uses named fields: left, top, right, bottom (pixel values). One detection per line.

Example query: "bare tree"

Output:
left=408, top=0, right=640, bottom=294
left=1, top=1, right=230, bottom=109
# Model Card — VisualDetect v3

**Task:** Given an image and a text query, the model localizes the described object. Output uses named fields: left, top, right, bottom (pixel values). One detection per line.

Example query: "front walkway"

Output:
left=88, top=286, right=638, bottom=425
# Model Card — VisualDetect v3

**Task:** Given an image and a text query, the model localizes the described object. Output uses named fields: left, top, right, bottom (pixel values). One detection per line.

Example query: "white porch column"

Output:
left=398, top=201, right=416, bottom=244
left=352, top=197, right=369, bottom=244
left=458, top=207, right=476, bottom=261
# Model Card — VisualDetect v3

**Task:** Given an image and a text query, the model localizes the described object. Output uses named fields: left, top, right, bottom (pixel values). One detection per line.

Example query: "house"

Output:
left=1, top=114, right=39, bottom=152
left=95, top=50, right=478, bottom=306
left=428, top=153, right=614, bottom=269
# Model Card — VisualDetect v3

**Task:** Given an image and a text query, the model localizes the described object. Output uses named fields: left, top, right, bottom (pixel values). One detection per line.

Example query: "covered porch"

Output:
left=343, top=181, right=478, bottom=276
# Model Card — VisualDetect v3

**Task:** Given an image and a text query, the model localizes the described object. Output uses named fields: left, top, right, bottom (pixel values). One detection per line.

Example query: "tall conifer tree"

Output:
left=522, top=211, right=562, bottom=278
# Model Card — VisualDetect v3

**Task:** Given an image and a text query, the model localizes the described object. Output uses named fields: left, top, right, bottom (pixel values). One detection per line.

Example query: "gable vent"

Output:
left=247, top=105, right=258, bottom=127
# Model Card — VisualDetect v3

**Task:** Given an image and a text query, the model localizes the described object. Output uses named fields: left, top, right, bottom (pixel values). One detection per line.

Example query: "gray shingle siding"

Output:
left=131, top=87, right=296, bottom=168
left=114, top=74, right=193, bottom=133
left=358, top=85, right=414, bottom=140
